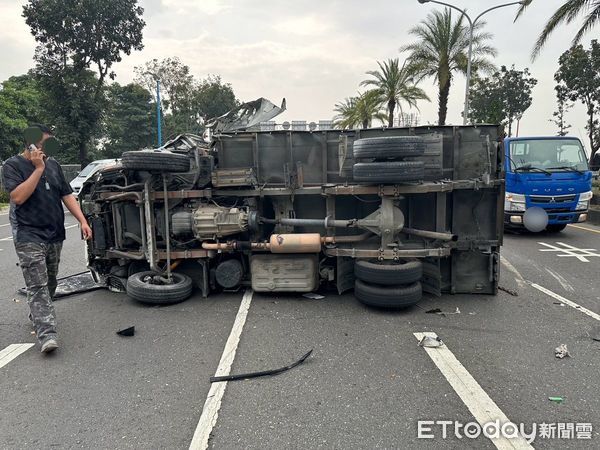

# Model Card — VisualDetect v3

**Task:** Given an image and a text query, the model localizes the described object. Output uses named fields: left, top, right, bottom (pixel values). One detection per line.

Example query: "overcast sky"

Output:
left=0, top=0, right=597, bottom=153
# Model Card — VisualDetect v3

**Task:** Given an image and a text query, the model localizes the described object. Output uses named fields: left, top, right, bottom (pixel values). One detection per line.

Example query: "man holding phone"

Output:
left=2, top=124, right=92, bottom=353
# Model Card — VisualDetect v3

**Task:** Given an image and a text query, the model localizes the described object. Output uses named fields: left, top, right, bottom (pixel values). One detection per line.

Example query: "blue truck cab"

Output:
left=504, top=136, right=593, bottom=232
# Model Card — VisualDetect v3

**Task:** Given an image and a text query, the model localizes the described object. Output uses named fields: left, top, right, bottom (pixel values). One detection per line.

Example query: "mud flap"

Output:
left=422, top=260, right=442, bottom=297
left=336, top=257, right=355, bottom=294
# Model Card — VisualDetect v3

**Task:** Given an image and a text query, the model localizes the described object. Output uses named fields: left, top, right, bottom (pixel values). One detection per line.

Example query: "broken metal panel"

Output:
left=207, top=98, right=286, bottom=134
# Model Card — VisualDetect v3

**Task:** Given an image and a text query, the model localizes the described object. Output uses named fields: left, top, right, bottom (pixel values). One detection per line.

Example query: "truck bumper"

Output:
left=504, top=210, right=588, bottom=228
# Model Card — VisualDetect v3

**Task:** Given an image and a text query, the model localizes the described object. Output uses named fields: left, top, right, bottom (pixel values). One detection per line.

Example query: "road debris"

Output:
left=18, top=271, right=104, bottom=299
left=117, top=326, right=135, bottom=337
left=498, top=286, right=519, bottom=296
left=302, top=293, right=324, bottom=300
left=589, top=326, right=600, bottom=342
left=418, top=335, right=444, bottom=348
left=548, top=396, right=564, bottom=404
left=12, top=298, right=20, bottom=303
left=555, top=344, right=570, bottom=359
left=425, top=307, right=460, bottom=317
left=553, top=301, right=565, bottom=306
left=210, top=349, right=313, bottom=383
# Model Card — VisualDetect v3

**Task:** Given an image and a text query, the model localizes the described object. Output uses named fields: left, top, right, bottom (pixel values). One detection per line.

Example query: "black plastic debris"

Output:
left=590, top=325, right=600, bottom=342
left=498, top=286, right=519, bottom=297
left=425, top=307, right=460, bottom=317
left=18, top=271, right=104, bottom=299
left=210, top=349, right=313, bottom=383
left=117, top=326, right=135, bottom=337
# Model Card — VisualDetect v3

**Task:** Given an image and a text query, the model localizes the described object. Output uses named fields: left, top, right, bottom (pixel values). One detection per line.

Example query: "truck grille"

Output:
left=530, top=194, right=576, bottom=204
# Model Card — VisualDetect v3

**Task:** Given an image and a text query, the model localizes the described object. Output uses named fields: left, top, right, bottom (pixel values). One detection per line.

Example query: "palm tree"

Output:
left=333, top=91, right=387, bottom=129
left=515, top=0, right=600, bottom=59
left=401, top=8, right=497, bottom=126
left=360, top=58, right=430, bottom=127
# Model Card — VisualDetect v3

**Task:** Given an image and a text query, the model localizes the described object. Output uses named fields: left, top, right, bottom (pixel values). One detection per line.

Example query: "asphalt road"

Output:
left=1, top=210, right=599, bottom=449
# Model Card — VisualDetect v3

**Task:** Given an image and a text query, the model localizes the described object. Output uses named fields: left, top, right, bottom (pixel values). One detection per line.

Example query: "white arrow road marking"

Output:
left=414, top=332, right=534, bottom=450
left=0, top=344, right=35, bottom=369
left=189, top=289, right=254, bottom=450
left=538, top=242, right=600, bottom=262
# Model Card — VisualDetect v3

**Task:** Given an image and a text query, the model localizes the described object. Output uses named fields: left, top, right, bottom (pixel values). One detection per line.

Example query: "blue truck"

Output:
left=504, top=136, right=593, bottom=232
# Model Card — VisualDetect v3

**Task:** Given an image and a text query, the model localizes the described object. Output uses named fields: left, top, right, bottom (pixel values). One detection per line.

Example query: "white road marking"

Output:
left=0, top=223, right=11, bottom=228
left=544, top=268, right=575, bottom=293
left=189, top=289, right=254, bottom=450
left=538, top=241, right=600, bottom=262
left=531, top=283, right=600, bottom=322
left=500, top=255, right=526, bottom=288
left=414, top=332, right=533, bottom=450
left=0, top=236, right=13, bottom=242
left=568, top=224, right=600, bottom=235
left=0, top=224, right=76, bottom=242
left=0, top=343, right=35, bottom=369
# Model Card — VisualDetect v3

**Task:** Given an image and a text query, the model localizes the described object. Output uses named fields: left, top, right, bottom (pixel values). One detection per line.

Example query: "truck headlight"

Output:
left=505, top=192, right=526, bottom=212
left=576, top=191, right=593, bottom=211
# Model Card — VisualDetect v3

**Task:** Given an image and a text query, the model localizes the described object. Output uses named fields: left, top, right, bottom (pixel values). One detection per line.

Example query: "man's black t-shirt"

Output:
left=2, top=155, right=73, bottom=243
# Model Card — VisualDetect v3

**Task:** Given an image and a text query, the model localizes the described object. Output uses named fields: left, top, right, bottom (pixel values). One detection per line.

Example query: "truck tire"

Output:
left=353, top=136, right=425, bottom=159
left=122, top=150, right=191, bottom=173
left=126, top=271, right=193, bottom=305
left=354, top=259, right=422, bottom=285
left=354, top=279, right=422, bottom=309
left=353, top=161, right=424, bottom=183
left=546, top=224, right=567, bottom=233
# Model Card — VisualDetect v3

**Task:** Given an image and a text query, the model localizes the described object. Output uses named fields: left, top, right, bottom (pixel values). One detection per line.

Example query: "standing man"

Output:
left=2, top=124, right=92, bottom=353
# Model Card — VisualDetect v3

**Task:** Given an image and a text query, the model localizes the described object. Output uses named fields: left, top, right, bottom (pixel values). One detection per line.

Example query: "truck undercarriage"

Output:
left=79, top=100, right=504, bottom=308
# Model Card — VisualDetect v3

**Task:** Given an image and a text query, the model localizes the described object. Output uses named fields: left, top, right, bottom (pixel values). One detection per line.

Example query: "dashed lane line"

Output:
left=414, top=332, right=533, bottom=450
left=500, top=255, right=527, bottom=288
left=189, top=289, right=254, bottom=450
left=0, top=344, right=35, bottom=369
left=531, top=283, right=600, bottom=322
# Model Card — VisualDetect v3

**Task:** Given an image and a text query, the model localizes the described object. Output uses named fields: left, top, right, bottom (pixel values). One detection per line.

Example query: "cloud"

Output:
left=160, top=0, right=230, bottom=16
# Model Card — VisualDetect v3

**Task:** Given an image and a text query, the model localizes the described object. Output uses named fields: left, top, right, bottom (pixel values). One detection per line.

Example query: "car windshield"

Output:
left=77, top=162, right=100, bottom=178
left=509, top=139, right=589, bottom=172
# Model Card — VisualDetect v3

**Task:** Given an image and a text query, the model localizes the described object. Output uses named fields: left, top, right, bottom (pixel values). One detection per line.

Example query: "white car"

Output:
left=70, top=159, right=120, bottom=197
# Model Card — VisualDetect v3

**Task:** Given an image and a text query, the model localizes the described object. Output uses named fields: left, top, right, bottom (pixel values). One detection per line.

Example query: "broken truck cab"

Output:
left=79, top=98, right=504, bottom=309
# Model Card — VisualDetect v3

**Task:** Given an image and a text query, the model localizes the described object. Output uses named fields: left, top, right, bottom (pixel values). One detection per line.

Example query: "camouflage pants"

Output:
left=15, top=242, right=63, bottom=342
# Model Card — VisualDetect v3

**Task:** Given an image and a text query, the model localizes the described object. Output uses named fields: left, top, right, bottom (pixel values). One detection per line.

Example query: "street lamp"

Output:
left=417, top=0, right=530, bottom=125
left=142, top=71, right=163, bottom=147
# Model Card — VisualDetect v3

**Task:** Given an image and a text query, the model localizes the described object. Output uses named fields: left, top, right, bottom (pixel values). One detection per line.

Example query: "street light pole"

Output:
left=156, top=79, right=162, bottom=147
left=417, top=0, right=527, bottom=125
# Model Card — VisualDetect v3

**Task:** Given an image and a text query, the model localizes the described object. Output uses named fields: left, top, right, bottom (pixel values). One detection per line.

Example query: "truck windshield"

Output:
left=509, top=139, right=589, bottom=173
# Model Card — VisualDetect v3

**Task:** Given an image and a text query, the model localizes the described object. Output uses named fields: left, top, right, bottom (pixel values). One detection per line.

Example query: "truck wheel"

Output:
left=122, top=150, right=191, bottom=173
left=354, top=259, right=422, bottom=285
left=546, top=224, right=567, bottom=233
left=126, top=271, right=193, bottom=305
left=353, top=136, right=425, bottom=159
left=353, top=161, right=424, bottom=183
left=354, top=279, right=422, bottom=309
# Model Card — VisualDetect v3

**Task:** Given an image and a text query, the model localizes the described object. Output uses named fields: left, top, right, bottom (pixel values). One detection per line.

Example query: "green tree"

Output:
left=0, top=74, right=46, bottom=161
left=360, top=58, right=429, bottom=127
left=468, top=65, right=538, bottom=136
left=333, top=91, right=387, bottom=129
left=515, top=0, right=600, bottom=59
left=99, top=83, right=156, bottom=159
left=23, top=0, right=145, bottom=166
left=194, top=75, right=238, bottom=124
left=550, top=84, right=573, bottom=136
left=402, top=8, right=497, bottom=125
left=135, top=59, right=239, bottom=137
left=554, top=40, right=600, bottom=162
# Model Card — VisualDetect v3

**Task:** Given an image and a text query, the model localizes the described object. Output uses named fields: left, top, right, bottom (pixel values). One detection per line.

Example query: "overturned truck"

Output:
left=80, top=99, right=504, bottom=308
